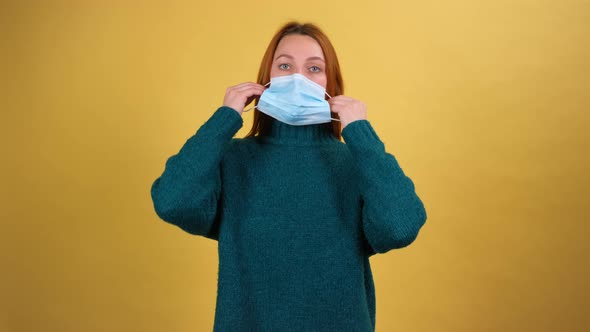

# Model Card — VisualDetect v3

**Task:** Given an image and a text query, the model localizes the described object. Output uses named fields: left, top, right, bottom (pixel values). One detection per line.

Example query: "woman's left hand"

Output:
left=328, top=95, right=367, bottom=129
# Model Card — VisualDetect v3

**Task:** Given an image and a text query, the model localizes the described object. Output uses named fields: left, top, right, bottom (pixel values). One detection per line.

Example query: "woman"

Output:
left=151, top=21, right=427, bottom=332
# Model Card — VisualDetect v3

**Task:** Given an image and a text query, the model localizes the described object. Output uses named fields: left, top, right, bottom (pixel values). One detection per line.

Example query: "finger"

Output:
left=329, top=104, right=341, bottom=113
left=233, top=82, right=265, bottom=91
left=228, top=86, right=264, bottom=100
left=328, top=99, right=350, bottom=108
left=329, top=95, right=353, bottom=103
left=246, top=86, right=266, bottom=97
left=227, top=84, right=261, bottom=95
left=236, top=85, right=266, bottom=96
left=329, top=95, right=354, bottom=102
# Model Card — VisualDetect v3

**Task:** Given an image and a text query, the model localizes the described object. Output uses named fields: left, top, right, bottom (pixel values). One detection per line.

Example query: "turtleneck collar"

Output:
left=257, top=117, right=339, bottom=145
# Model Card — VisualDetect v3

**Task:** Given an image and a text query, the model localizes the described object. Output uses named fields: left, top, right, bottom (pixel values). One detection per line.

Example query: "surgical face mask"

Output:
left=245, top=73, right=339, bottom=126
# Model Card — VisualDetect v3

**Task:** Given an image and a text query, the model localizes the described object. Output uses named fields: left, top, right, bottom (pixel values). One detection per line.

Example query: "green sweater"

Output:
left=150, top=106, right=427, bottom=331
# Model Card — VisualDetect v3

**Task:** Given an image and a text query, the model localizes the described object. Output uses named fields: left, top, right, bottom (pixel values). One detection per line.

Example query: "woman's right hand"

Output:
left=223, top=82, right=266, bottom=115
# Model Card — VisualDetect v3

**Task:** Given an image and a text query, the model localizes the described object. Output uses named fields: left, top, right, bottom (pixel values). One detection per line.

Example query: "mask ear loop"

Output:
left=243, top=82, right=271, bottom=112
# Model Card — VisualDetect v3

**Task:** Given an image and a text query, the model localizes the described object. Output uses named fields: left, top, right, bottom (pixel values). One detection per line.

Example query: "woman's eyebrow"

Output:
left=274, top=54, right=325, bottom=62
left=274, top=54, right=294, bottom=61
left=306, top=56, right=325, bottom=62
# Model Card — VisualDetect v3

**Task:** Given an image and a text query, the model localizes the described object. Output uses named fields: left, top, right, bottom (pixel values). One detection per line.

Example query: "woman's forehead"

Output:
left=275, top=34, right=324, bottom=59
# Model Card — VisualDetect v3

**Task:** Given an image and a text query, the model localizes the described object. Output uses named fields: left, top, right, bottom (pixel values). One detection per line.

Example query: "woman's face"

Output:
left=270, top=34, right=327, bottom=88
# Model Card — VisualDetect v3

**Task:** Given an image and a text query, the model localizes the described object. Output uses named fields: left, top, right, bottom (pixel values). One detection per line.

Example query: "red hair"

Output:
left=244, top=21, right=344, bottom=139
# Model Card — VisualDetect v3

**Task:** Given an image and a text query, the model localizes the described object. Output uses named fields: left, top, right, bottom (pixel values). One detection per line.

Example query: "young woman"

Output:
left=151, top=21, right=427, bottom=332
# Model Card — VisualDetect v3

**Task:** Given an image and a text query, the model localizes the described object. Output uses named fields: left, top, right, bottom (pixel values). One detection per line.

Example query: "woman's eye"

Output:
left=310, top=66, right=321, bottom=72
left=279, top=63, right=290, bottom=70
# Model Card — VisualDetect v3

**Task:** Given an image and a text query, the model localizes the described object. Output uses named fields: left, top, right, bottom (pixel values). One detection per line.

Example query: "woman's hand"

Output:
left=223, top=82, right=266, bottom=115
left=328, top=96, right=367, bottom=129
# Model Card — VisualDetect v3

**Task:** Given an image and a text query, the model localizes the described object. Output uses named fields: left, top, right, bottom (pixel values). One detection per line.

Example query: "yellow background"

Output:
left=2, top=0, right=588, bottom=331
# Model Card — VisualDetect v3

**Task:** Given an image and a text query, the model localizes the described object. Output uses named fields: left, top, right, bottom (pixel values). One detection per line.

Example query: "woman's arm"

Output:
left=342, top=120, right=427, bottom=255
left=150, top=106, right=242, bottom=239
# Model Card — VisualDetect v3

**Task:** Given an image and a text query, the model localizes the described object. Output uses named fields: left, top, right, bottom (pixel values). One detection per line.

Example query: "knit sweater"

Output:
left=150, top=106, right=427, bottom=331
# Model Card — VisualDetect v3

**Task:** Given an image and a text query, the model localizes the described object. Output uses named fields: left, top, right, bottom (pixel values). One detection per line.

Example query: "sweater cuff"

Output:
left=199, top=106, right=244, bottom=138
left=341, top=120, right=382, bottom=147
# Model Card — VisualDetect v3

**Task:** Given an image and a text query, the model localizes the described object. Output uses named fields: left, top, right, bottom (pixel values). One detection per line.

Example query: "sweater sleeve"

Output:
left=341, top=119, right=427, bottom=255
left=150, top=106, right=243, bottom=240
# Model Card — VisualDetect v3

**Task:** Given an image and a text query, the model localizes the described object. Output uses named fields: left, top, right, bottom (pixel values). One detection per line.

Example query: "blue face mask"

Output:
left=246, top=73, right=339, bottom=126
